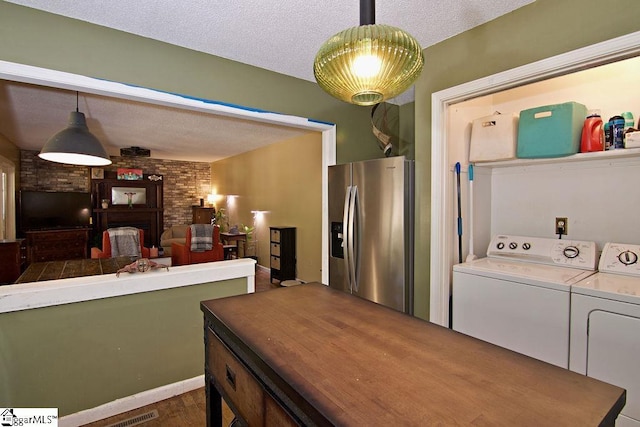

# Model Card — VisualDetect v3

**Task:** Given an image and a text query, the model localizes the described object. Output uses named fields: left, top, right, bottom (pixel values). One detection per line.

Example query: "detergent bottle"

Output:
left=622, top=112, right=635, bottom=131
left=609, top=115, right=626, bottom=149
left=580, top=111, right=604, bottom=152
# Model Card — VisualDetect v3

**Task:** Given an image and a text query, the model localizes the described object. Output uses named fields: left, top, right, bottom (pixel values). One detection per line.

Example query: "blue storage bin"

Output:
left=517, top=102, right=587, bottom=158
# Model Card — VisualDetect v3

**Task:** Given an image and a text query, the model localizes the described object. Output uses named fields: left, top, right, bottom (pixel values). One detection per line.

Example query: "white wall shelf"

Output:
left=474, top=147, right=640, bottom=168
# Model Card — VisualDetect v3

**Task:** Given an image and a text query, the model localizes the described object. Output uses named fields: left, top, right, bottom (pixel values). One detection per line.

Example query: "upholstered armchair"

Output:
left=160, top=225, right=189, bottom=256
left=171, top=224, right=224, bottom=266
left=91, top=228, right=150, bottom=259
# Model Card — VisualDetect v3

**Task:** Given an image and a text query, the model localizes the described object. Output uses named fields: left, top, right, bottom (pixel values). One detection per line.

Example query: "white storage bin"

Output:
left=625, top=131, right=640, bottom=148
left=469, top=113, right=518, bottom=162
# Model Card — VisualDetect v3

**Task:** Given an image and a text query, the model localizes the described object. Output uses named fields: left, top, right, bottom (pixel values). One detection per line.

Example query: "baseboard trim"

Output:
left=59, top=375, right=204, bottom=427
left=256, top=264, right=304, bottom=284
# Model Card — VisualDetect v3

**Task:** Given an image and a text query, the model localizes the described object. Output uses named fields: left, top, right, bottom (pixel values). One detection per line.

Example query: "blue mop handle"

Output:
left=468, top=164, right=474, bottom=181
left=455, top=162, right=462, bottom=237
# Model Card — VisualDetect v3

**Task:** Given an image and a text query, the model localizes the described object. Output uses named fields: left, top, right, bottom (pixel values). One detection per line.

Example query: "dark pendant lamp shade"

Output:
left=39, top=94, right=112, bottom=166
left=313, top=0, right=424, bottom=106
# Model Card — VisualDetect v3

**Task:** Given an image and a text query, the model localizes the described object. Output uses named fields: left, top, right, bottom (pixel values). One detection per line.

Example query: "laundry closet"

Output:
left=435, top=33, right=640, bottom=427
left=448, top=55, right=640, bottom=258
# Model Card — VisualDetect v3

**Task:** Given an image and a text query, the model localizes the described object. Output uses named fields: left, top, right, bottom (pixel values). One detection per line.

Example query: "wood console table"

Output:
left=201, top=283, right=625, bottom=426
left=193, top=206, right=215, bottom=224
left=0, top=239, right=26, bottom=284
left=26, top=228, right=90, bottom=263
left=220, top=232, right=247, bottom=257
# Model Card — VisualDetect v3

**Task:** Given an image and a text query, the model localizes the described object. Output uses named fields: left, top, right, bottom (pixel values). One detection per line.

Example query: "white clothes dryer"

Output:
left=570, top=242, right=640, bottom=427
left=453, top=235, right=597, bottom=368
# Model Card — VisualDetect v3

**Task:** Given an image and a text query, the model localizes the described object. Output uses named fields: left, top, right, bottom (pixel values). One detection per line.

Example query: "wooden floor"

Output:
left=82, top=266, right=278, bottom=427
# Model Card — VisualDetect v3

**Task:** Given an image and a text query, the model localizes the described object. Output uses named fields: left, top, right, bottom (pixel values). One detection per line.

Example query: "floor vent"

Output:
left=105, top=409, right=159, bottom=427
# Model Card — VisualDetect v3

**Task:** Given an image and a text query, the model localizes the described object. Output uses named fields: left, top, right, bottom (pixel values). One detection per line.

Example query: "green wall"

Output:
left=413, top=0, right=640, bottom=319
left=0, top=278, right=247, bottom=416
left=3, top=0, right=637, bottom=326
left=0, top=2, right=381, bottom=164
left=399, top=102, right=416, bottom=159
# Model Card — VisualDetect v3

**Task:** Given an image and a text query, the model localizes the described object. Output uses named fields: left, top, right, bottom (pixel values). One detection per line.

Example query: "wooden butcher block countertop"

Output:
left=201, top=283, right=625, bottom=426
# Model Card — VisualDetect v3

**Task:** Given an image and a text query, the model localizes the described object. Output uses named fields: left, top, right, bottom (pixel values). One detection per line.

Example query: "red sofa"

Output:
left=171, top=225, right=224, bottom=266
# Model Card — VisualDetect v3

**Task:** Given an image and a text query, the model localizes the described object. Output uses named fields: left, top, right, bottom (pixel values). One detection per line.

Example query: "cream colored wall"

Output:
left=0, top=134, right=19, bottom=164
left=0, top=134, right=20, bottom=189
left=0, top=135, right=19, bottom=239
left=211, top=132, right=322, bottom=282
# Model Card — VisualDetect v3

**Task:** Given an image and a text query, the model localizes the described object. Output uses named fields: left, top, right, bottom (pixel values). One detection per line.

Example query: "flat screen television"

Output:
left=19, top=191, right=92, bottom=232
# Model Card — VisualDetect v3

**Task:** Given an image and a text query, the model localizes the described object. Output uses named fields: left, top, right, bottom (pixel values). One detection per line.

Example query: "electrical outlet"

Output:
left=555, top=217, right=568, bottom=235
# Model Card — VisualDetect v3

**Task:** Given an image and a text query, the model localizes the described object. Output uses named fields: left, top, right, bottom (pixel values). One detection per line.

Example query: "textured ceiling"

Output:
left=2, top=0, right=534, bottom=162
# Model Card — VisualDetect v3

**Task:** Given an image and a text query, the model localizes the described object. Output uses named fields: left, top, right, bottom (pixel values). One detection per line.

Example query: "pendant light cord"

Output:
left=360, top=0, right=374, bottom=25
left=76, top=91, right=79, bottom=113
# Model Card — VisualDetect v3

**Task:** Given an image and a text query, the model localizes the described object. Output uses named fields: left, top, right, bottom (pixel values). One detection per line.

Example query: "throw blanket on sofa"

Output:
left=190, top=224, right=213, bottom=252
left=108, top=227, right=141, bottom=258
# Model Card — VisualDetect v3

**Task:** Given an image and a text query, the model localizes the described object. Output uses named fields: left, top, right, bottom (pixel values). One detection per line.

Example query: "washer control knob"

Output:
left=618, top=250, right=638, bottom=265
left=496, top=242, right=505, bottom=250
left=509, top=242, right=518, bottom=250
left=563, top=246, right=580, bottom=259
left=523, top=243, right=531, bottom=250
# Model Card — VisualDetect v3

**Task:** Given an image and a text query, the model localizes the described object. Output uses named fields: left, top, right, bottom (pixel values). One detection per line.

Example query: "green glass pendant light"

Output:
left=39, top=91, right=112, bottom=166
left=313, top=0, right=424, bottom=106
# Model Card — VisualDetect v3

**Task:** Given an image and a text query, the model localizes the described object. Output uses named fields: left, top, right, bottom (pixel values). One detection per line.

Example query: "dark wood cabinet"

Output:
left=0, top=239, right=26, bottom=284
left=26, top=228, right=89, bottom=263
left=269, top=226, right=295, bottom=283
left=91, top=172, right=164, bottom=248
left=192, top=206, right=215, bottom=224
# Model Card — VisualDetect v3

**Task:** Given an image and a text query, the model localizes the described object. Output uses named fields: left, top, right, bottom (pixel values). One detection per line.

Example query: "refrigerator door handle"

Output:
left=349, top=185, right=358, bottom=292
left=343, top=186, right=353, bottom=291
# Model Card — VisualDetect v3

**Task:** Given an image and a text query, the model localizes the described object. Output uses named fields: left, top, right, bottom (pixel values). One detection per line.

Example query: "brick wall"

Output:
left=20, top=151, right=211, bottom=229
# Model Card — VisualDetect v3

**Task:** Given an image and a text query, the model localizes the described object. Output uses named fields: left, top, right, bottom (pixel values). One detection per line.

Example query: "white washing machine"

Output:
left=570, top=242, right=640, bottom=427
left=453, top=235, right=597, bottom=368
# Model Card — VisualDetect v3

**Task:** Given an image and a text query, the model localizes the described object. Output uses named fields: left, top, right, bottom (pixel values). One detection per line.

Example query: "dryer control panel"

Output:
left=599, top=242, right=640, bottom=276
left=487, top=235, right=597, bottom=270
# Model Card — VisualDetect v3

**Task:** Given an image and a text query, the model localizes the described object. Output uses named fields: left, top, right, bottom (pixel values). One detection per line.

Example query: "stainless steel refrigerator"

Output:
left=328, top=156, right=414, bottom=314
